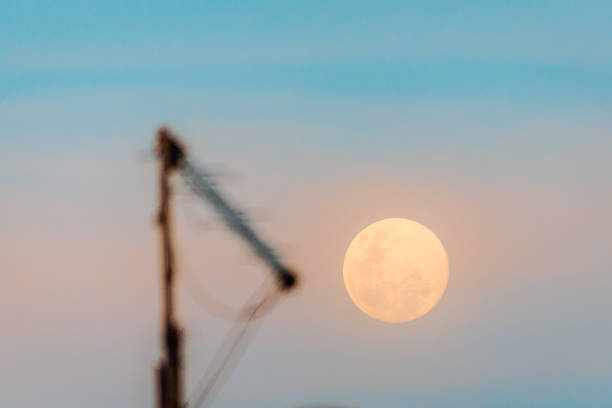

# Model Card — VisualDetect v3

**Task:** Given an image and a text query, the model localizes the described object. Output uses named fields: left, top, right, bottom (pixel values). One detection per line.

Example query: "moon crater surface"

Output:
left=342, top=218, right=449, bottom=323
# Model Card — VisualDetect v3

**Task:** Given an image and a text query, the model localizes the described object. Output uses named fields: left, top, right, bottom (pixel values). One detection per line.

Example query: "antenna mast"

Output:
left=156, top=128, right=185, bottom=408
left=152, top=126, right=298, bottom=408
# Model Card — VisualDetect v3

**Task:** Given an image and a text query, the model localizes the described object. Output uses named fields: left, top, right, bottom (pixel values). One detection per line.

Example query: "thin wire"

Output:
left=177, top=193, right=273, bottom=321
left=188, top=279, right=282, bottom=408
left=179, top=264, right=277, bottom=321
left=180, top=267, right=249, bottom=321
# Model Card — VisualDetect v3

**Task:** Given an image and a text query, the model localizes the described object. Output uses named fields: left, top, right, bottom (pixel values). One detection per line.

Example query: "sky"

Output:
left=1, top=1, right=611, bottom=407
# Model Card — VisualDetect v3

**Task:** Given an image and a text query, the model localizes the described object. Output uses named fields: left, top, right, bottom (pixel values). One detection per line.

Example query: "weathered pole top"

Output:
left=156, top=127, right=185, bottom=172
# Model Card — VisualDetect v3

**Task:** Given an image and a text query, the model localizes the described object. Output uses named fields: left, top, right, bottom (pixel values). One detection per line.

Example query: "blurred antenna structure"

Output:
left=154, top=127, right=298, bottom=408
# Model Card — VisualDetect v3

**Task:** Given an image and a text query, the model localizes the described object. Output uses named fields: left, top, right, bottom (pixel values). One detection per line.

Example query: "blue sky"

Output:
left=3, top=1, right=611, bottom=103
left=1, top=2, right=612, bottom=408
left=2, top=0, right=611, bottom=156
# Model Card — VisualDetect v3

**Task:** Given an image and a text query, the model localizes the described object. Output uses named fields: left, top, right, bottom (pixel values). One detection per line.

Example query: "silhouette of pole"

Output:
left=156, top=128, right=185, bottom=408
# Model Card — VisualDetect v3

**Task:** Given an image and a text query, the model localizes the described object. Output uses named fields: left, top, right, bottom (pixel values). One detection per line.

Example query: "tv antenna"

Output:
left=154, top=127, right=298, bottom=408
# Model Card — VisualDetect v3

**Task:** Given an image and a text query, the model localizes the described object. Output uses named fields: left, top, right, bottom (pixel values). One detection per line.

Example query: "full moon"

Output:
left=343, top=218, right=449, bottom=323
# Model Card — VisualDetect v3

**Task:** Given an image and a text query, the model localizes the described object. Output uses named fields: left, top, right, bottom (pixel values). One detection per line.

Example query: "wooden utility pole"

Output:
left=156, top=128, right=185, bottom=408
